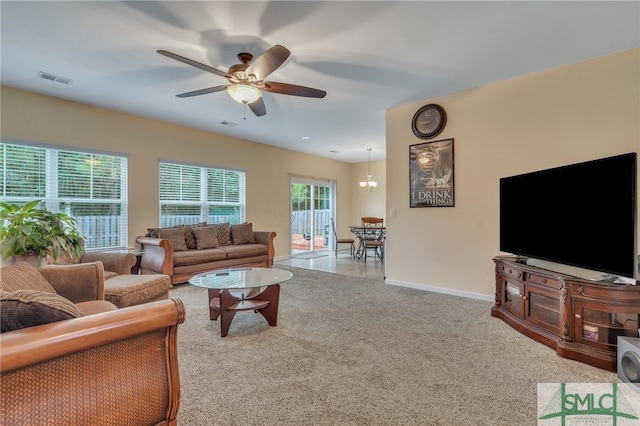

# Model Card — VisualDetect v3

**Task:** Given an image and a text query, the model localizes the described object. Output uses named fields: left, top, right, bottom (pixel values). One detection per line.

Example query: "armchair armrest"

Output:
left=38, top=261, right=105, bottom=303
left=1, top=298, right=186, bottom=426
left=136, top=237, right=174, bottom=278
left=80, top=252, right=137, bottom=275
left=254, top=231, right=276, bottom=266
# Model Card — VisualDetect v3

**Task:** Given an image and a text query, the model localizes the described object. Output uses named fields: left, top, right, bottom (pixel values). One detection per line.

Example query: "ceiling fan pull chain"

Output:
left=243, top=103, right=247, bottom=120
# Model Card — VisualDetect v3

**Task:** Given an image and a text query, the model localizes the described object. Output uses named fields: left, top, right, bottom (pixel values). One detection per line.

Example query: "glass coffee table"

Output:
left=188, top=267, right=293, bottom=337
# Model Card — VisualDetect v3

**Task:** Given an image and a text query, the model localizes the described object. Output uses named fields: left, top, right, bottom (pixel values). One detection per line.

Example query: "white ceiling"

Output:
left=1, top=1, right=638, bottom=163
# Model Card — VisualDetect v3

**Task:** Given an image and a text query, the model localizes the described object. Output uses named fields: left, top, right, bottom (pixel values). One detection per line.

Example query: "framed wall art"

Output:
left=409, top=138, right=454, bottom=207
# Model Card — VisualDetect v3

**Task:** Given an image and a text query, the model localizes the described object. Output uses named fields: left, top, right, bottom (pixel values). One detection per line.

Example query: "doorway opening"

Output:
left=290, top=178, right=332, bottom=258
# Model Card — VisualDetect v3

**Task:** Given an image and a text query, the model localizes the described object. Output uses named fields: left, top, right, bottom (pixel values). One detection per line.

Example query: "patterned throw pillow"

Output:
left=193, top=225, right=219, bottom=249
left=215, top=223, right=233, bottom=246
left=0, top=262, right=57, bottom=294
left=231, top=222, right=256, bottom=245
left=158, top=227, right=188, bottom=251
left=146, top=227, right=161, bottom=238
left=182, top=226, right=197, bottom=249
left=146, top=223, right=207, bottom=249
left=0, top=289, right=84, bottom=333
left=184, top=222, right=207, bottom=249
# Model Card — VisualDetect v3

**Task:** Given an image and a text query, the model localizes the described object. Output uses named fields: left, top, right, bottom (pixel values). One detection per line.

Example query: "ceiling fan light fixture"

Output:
left=227, top=83, right=262, bottom=104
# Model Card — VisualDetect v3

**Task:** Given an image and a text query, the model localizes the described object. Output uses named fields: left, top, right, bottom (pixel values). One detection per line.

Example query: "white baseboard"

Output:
left=384, top=278, right=494, bottom=302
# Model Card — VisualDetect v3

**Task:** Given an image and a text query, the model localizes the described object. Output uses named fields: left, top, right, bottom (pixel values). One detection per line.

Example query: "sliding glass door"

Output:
left=290, top=178, right=331, bottom=255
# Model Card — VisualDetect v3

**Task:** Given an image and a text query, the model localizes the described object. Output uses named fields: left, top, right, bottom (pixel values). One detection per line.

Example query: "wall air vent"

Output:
left=38, top=71, right=73, bottom=85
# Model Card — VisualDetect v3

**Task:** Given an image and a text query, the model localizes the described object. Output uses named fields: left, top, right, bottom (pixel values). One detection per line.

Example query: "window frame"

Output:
left=159, top=160, right=246, bottom=226
left=1, top=139, right=129, bottom=250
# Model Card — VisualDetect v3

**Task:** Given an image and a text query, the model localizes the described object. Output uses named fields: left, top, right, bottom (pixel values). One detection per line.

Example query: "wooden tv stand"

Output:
left=492, top=256, right=640, bottom=371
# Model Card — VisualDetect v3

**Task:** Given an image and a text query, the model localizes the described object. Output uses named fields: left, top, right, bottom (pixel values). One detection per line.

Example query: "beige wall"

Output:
left=0, top=86, right=363, bottom=258
left=3, top=48, right=637, bottom=297
left=350, top=159, right=386, bottom=225
left=386, top=48, right=640, bottom=298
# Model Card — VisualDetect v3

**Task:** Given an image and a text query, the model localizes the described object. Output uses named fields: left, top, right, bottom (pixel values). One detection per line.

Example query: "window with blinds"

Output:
left=159, top=162, right=246, bottom=226
left=1, top=142, right=128, bottom=249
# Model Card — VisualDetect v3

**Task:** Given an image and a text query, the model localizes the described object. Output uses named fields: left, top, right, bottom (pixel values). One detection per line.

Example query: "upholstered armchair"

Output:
left=53, top=250, right=172, bottom=309
left=0, top=261, right=185, bottom=425
left=79, top=251, right=137, bottom=275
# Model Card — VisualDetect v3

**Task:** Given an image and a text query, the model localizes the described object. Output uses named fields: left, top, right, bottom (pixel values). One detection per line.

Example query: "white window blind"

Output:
left=1, top=142, right=128, bottom=249
left=159, top=161, right=246, bottom=226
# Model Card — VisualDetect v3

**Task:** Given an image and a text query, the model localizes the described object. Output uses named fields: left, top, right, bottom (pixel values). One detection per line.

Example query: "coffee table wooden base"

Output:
left=207, top=284, right=280, bottom=337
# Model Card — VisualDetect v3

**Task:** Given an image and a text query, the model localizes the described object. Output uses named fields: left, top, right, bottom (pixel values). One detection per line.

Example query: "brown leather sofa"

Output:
left=0, top=261, right=185, bottom=425
left=137, top=222, right=276, bottom=285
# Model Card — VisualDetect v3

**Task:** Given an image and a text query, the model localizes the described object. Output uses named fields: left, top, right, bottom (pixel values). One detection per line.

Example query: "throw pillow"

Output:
left=193, top=225, right=220, bottom=249
left=215, top=223, right=233, bottom=246
left=146, top=223, right=207, bottom=249
left=184, top=222, right=207, bottom=249
left=231, top=222, right=256, bottom=245
left=0, top=262, right=57, bottom=294
left=0, top=289, right=84, bottom=333
left=158, top=227, right=188, bottom=251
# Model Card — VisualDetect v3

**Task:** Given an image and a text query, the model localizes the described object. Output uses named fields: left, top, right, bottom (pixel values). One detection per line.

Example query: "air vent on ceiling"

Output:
left=219, top=121, right=238, bottom=127
left=38, top=71, right=73, bottom=85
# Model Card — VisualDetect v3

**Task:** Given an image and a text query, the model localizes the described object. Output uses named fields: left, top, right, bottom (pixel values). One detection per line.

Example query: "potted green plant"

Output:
left=0, top=200, right=85, bottom=267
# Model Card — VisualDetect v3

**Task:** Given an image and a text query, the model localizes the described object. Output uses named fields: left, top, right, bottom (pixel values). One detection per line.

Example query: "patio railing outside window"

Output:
left=1, top=141, right=128, bottom=249
left=159, top=162, right=246, bottom=225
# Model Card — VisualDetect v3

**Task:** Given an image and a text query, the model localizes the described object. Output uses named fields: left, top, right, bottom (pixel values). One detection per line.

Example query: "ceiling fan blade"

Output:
left=263, top=81, right=326, bottom=98
left=246, top=45, right=290, bottom=80
left=176, top=85, right=228, bottom=98
left=158, top=50, right=230, bottom=78
left=248, top=97, right=267, bottom=116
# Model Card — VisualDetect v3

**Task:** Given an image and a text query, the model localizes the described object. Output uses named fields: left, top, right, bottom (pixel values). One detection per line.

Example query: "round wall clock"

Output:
left=411, top=104, right=447, bottom=139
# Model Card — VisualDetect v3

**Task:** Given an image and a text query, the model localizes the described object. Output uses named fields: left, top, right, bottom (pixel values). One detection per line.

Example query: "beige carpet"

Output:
left=170, top=266, right=618, bottom=425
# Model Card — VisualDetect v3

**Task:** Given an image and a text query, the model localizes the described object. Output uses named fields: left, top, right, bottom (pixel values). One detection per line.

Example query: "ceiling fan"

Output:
left=158, top=45, right=326, bottom=117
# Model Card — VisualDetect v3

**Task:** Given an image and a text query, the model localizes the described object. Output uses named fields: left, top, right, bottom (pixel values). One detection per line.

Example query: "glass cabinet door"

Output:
left=574, top=302, right=639, bottom=348
left=526, top=288, right=563, bottom=335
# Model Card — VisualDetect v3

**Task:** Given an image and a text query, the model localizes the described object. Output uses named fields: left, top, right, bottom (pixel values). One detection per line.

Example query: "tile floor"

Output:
left=274, top=249, right=385, bottom=280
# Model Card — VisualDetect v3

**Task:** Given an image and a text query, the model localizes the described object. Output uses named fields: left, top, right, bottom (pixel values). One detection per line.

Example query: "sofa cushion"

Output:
left=193, top=225, right=220, bottom=249
left=158, top=227, right=188, bottom=251
left=218, top=244, right=268, bottom=260
left=0, top=289, right=84, bottom=332
left=104, top=271, right=120, bottom=280
left=231, top=222, right=256, bottom=245
left=173, top=248, right=227, bottom=266
left=103, top=275, right=171, bottom=308
left=0, top=262, right=57, bottom=294
left=214, top=223, right=233, bottom=246
left=75, top=299, right=119, bottom=315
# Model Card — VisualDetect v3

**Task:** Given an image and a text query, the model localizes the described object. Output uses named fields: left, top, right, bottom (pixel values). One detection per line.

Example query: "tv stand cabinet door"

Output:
left=498, top=275, right=525, bottom=318
left=524, top=284, right=565, bottom=336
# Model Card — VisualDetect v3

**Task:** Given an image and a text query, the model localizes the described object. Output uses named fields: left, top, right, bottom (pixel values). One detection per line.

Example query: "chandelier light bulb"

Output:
left=359, top=148, right=377, bottom=191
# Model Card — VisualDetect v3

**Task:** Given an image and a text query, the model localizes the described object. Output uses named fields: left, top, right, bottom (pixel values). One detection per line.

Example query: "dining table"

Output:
left=349, top=225, right=386, bottom=260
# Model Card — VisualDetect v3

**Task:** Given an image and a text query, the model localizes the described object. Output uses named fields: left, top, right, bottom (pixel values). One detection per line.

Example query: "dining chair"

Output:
left=330, top=218, right=355, bottom=258
left=361, top=217, right=384, bottom=262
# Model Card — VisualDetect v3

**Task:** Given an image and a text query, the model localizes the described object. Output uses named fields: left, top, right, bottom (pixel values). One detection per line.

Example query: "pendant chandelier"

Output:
left=359, top=148, right=378, bottom=191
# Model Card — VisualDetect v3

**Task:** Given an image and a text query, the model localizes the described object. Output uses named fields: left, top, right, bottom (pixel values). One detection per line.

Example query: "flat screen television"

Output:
left=500, top=152, right=637, bottom=280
